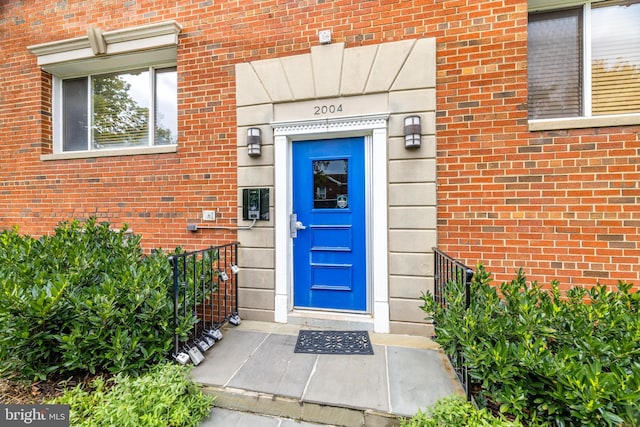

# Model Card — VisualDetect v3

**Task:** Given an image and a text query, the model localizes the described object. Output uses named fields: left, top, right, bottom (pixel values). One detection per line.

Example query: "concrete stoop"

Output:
left=202, top=385, right=401, bottom=427
left=191, top=321, right=464, bottom=427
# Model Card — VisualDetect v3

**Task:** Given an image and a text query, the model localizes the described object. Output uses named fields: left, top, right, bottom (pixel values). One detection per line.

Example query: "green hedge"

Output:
left=52, top=362, right=214, bottom=427
left=0, top=219, right=195, bottom=380
left=401, top=395, right=522, bottom=427
left=421, top=265, right=640, bottom=426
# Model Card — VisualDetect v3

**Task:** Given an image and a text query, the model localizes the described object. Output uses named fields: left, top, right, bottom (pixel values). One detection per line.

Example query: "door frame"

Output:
left=272, top=114, right=390, bottom=333
left=292, top=137, right=367, bottom=312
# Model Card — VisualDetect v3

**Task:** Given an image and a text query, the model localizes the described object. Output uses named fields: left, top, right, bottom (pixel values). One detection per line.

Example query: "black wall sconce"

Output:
left=404, top=115, right=421, bottom=149
left=247, top=127, right=261, bottom=157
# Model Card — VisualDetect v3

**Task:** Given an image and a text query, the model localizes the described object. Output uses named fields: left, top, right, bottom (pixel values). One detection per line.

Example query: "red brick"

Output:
left=2, top=0, right=639, bottom=290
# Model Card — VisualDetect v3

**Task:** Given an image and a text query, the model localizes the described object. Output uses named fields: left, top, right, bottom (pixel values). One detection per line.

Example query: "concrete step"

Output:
left=201, top=385, right=401, bottom=427
left=200, top=407, right=333, bottom=427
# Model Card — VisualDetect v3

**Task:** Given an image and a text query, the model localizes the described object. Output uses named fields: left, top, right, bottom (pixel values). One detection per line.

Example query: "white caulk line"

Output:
left=301, top=355, right=320, bottom=401
left=385, top=345, right=393, bottom=413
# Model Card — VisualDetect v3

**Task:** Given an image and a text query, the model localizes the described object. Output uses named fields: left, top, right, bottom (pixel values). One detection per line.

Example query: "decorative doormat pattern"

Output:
left=294, top=330, right=374, bottom=355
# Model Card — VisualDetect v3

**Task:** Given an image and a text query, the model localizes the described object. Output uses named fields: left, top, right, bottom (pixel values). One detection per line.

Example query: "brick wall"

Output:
left=432, top=1, right=640, bottom=289
left=1, top=0, right=639, bottom=289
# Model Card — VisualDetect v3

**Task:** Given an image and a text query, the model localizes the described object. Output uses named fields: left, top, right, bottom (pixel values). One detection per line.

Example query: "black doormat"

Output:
left=294, top=330, right=374, bottom=355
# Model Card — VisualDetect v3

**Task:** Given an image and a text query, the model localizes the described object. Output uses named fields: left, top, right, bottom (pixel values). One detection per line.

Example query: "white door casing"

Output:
left=273, top=115, right=389, bottom=333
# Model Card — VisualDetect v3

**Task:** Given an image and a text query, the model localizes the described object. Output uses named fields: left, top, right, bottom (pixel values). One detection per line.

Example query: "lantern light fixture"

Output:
left=403, top=115, right=421, bottom=149
left=247, top=127, right=261, bottom=157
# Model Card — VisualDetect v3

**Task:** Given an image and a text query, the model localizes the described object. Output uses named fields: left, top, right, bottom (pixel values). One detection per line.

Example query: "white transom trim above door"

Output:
left=272, top=114, right=390, bottom=333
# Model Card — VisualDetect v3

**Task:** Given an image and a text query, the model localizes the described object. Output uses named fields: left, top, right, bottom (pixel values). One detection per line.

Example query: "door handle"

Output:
left=290, top=213, right=306, bottom=238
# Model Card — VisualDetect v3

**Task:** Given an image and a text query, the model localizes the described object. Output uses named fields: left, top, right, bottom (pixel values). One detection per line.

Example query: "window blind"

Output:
left=591, top=1, right=640, bottom=115
left=62, top=78, right=88, bottom=151
left=92, top=71, right=150, bottom=149
left=528, top=8, right=583, bottom=119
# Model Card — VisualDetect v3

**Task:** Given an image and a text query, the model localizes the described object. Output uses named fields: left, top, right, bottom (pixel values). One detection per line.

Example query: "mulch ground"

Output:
left=0, top=373, right=101, bottom=404
left=0, top=378, right=63, bottom=404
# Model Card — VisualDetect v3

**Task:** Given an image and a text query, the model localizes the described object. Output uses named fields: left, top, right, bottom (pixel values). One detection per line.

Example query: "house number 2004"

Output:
left=314, top=104, right=343, bottom=115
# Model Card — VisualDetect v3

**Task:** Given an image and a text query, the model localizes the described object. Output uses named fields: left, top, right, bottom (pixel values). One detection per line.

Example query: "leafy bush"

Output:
left=52, top=362, right=214, bottom=427
left=401, top=395, right=522, bottom=427
left=421, top=265, right=640, bottom=426
left=0, top=219, right=195, bottom=380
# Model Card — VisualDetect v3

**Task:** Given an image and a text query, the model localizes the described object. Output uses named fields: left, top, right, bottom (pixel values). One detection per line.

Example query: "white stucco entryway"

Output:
left=235, top=38, right=438, bottom=335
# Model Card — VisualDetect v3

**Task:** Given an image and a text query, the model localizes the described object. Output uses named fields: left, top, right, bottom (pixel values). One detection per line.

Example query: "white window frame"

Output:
left=53, top=65, right=177, bottom=154
left=528, top=0, right=640, bottom=131
left=28, top=21, right=181, bottom=160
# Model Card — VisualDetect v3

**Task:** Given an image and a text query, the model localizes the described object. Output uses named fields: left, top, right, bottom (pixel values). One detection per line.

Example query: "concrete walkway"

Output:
left=192, top=321, right=464, bottom=427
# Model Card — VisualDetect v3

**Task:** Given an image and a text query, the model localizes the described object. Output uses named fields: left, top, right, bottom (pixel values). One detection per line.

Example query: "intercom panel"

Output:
left=242, top=188, right=269, bottom=221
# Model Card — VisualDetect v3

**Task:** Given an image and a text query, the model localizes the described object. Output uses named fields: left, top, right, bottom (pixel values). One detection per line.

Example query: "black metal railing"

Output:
left=433, top=247, right=474, bottom=400
left=169, top=242, right=239, bottom=363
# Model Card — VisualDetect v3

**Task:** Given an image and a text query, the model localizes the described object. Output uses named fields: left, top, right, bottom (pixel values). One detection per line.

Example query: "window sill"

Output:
left=529, top=114, right=640, bottom=131
left=41, top=145, right=177, bottom=161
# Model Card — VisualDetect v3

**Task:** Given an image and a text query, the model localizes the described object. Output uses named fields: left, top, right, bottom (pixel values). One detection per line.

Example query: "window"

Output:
left=28, top=21, right=181, bottom=157
left=528, top=1, right=640, bottom=120
left=60, top=67, right=177, bottom=152
left=313, top=159, right=349, bottom=209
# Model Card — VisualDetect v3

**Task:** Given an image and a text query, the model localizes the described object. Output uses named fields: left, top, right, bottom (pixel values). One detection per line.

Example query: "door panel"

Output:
left=292, top=137, right=366, bottom=311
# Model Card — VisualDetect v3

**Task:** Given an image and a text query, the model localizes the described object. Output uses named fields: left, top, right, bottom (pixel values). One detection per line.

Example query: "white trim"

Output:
left=529, top=113, right=640, bottom=131
left=104, top=21, right=182, bottom=45
left=272, top=115, right=389, bottom=137
left=272, top=114, right=390, bottom=333
left=41, top=144, right=177, bottom=161
left=583, top=4, right=592, bottom=117
left=364, top=135, right=374, bottom=314
left=371, top=127, right=389, bottom=333
left=149, top=69, right=157, bottom=145
left=528, top=0, right=606, bottom=13
left=52, top=76, right=62, bottom=154
left=86, top=75, right=92, bottom=148
left=274, top=134, right=290, bottom=324
left=38, top=48, right=177, bottom=79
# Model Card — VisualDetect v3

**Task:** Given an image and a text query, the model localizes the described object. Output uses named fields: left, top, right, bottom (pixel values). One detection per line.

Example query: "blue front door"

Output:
left=292, top=137, right=367, bottom=311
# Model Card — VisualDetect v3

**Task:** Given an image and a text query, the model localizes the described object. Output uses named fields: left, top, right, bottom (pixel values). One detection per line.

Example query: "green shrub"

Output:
left=52, top=362, right=214, bottom=427
left=0, top=219, right=196, bottom=380
left=401, top=395, right=522, bottom=427
left=421, top=265, right=640, bottom=426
